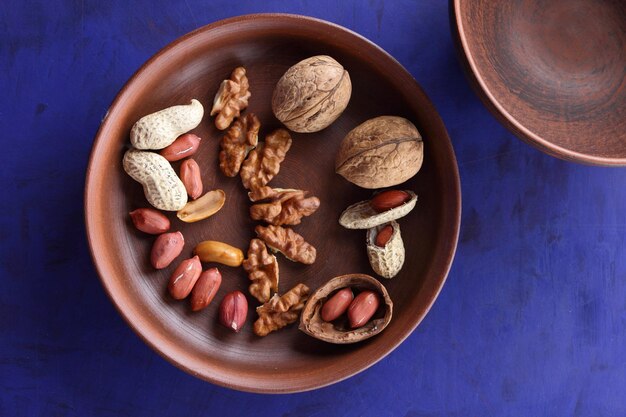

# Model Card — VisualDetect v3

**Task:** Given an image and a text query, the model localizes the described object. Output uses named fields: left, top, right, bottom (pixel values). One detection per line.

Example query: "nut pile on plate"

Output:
left=122, top=98, right=231, bottom=315
left=213, top=67, right=321, bottom=336
left=121, top=54, right=425, bottom=344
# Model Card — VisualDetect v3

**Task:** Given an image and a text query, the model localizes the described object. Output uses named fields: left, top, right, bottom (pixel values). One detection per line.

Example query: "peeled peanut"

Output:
left=180, top=159, right=203, bottom=200
left=168, top=256, right=202, bottom=300
left=321, top=288, right=354, bottom=322
left=150, top=231, right=184, bottom=269
left=370, top=190, right=411, bottom=213
left=123, top=150, right=188, bottom=211
left=347, top=290, right=379, bottom=328
left=129, top=208, right=170, bottom=234
left=177, top=189, right=225, bottom=223
left=219, top=291, right=248, bottom=332
left=194, top=240, right=243, bottom=267
left=191, top=268, right=222, bottom=311
left=130, top=99, right=204, bottom=150
left=159, top=133, right=201, bottom=161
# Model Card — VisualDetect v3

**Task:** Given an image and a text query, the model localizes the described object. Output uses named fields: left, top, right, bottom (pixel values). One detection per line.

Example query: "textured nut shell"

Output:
left=299, top=274, right=393, bottom=344
left=123, top=150, right=188, bottom=211
left=335, top=116, right=423, bottom=188
left=130, top=99, right=204, bottom=150
left=366, top=221, right=405, bottom=279
left=272, top=55, right=352, bottom=133
left=339, top=190, right=417, bottom=229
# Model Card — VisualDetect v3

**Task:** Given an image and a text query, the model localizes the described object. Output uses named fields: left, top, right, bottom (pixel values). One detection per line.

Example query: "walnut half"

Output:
left=250, top=188, right=320, bottom=226
left=240, top=129, right=292, bottom=193
left=210, top=67, right=251, bottom=130
left=219, top=113, right=260, bottom=177
left=255, top=225, right=317, bottom=265
left=242, top=239, right=279, bottom=304
left=254, top=283, right=310, bottom=336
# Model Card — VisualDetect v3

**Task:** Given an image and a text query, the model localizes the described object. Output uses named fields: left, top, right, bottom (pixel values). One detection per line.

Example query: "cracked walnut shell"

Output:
left=242, top=239, right=279, bottom=304
left=255, top=225, right=316, bottom=265
left=335, top=116, right=424, bottom=189
left=240, top=129, right=292, bottom=192
left=250, top=188, right=320, bottom=226
left=272, top=55, right=351, bottom=133
left=299, top=274, right=393, bottom=344
left=219, top=113, right=260, bottom=177
left=254, top=283, right=310, bottom=336
left=210, top=67, right=251, bottom=130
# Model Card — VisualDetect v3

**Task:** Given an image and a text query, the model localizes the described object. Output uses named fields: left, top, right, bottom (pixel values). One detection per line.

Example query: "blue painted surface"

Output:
left=1, top=1, right=625, bottom=415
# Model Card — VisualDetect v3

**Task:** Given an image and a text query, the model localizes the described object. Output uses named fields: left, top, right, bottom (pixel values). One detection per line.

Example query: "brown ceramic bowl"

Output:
left=85, top=14, right=460, bottom=393
left=451, top=0, right=626, bottom=165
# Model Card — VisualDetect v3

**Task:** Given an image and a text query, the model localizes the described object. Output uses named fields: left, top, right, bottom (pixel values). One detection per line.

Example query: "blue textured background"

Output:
left=2, top=1, right=626, bottom=415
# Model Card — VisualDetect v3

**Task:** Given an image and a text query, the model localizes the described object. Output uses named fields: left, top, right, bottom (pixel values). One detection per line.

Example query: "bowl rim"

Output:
left=451, top=0, right=626, bottom=166
left=84, top=12, right=462, bottom=393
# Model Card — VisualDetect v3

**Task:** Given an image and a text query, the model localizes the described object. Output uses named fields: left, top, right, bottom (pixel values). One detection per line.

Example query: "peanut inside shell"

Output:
left=299, top=273, right=393, bottom=344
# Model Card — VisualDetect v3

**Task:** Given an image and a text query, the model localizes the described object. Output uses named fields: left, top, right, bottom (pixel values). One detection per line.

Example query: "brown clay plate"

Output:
left=85, top=14, right=461, bottom=393
left=451, top=0, right=626, bottom=165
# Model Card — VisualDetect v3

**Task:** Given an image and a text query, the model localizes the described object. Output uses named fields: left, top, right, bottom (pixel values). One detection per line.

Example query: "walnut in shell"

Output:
left=254, top=283, right=310, bottom=336
left=255, top=225, right=316, bottom=265
left=335, top=116, right=423, bottom=188
left=250, top=188, right=320, bottom=226
left=272, top=55, right=352, bottom=133
left=219, top=113, right=260, bottom=177
left=339, top=190, right=417, bottom=229
left=367, top=221, right=405, bottom=279
left=242, top=239, right=279, bottom=304
left=240, top=129, right=292, bottom=193
left=210, top=67, right=251, bottom=130
left=299, top=274, right=393, bottom=344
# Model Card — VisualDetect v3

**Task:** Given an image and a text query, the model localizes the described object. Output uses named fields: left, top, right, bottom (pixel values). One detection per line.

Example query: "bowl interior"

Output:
left=85, top=14, right=460, bottom=392
left=454, top=0, right=626, bottom=164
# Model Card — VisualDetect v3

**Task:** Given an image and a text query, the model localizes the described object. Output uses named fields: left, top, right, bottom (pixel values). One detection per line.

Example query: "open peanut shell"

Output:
left=367, top=221, right=405, bottom=279
left=299, top=273, right=393, bottom=344
left=338, top=190, right=417, bottom=229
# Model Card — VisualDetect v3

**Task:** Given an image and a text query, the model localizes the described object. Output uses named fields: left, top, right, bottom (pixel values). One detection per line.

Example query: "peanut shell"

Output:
left=123, top=150, right=188, bottom=211
left=338, top=190, right=417, bottom=229
left=366, top=221, right=405, bottom=279
left=130, top=99, right=204, bottom=150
